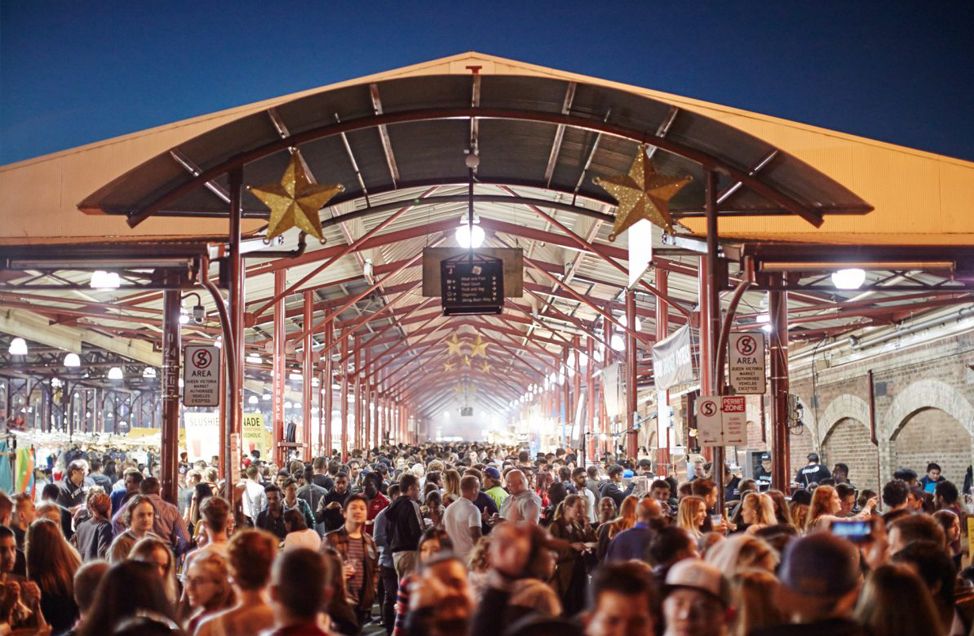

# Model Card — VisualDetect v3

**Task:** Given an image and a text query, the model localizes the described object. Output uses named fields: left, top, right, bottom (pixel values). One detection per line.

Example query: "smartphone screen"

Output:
left=831, top=519, right=871, bottom=542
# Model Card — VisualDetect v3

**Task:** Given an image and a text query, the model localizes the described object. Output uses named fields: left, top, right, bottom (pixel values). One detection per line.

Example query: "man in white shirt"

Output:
left=500, top=469, right=542, bottom=524
left=442, top=475, right=483, bottom=560
left=240, top=464, right=266, bottom=525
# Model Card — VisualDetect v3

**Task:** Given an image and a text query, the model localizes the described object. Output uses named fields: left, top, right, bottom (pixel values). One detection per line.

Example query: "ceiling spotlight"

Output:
left=64, top=353, right=81, bottom=367
left=90, top=270, right=120, bottom=289
left=262, top=394, right=271, bottom=401
left=108, top=367, right=123, bottom=380
left=246, top=353, right=262, bottom=364
left=8, top=338, right=27, bottom=356
left=143, top=367, right=157, bottom=378
left=455, top=215, right=485, bottom=249
left=831, top=268, right=866, bottom=290
left=610, top=334, right=625, bottom=351
left=443, top=411, right=450, bottom=418
left=289, top=372, right=303, bottom=382
left=179, top=311, right=190, bottom=325
left=248, top=395, right=259, bottom=405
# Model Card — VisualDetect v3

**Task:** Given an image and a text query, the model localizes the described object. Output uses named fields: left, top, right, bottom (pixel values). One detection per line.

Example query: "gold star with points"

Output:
left=249, top=153, right=344, bottom=241
left=462, top=355, right=471, bottom=367
left=594, top=145, right=691, bottom=239
left=443, top=361, right=456, bottom=372
left=470, top=334, right=489, bottom=358
left=454, top=384, right=464, bottom=394
left=480, top=361, right=492, bottom=373
left=445, top=334, right=466, bottom=357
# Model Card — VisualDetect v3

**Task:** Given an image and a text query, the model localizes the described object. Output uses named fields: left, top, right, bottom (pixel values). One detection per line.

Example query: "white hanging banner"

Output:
left=628, top=219, right=654, bottom=288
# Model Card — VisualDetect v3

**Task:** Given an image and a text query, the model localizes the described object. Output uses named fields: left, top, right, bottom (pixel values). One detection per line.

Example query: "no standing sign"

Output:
left=729, top=332, right=767, bottom=395
left=184, top=345, right=221, bottom=407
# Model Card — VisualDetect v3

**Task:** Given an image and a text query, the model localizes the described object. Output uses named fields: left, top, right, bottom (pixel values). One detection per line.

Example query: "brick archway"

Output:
left=885, top=379, right=974, bottom=441
left=819, top=394, right=872, bottom=441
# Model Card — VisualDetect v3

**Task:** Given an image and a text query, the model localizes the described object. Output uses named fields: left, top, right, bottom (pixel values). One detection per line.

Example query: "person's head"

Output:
left=808, top=485, right=840, bottom=521
left=888, top=514, right=946, bottom=555
left=776, top=532, right=860, bottom=623
left=692, top=459, right=706, bottom=479
left=124, top=495, right=155, bottom=535
left=130, top=537, right=174, bottom=581
left=705, top=534, right=777, bottom=577
left=607, top=465, right=625, bottom=483
left=283, top=508, right=307, bottom=533
left=663, top=559, right=732, bottom=636
left=264, top=484, right=282, bottom=512
left=732, top=570, right=786, bottom=636
left=246, top=464, right=260, bottom=481
left=832, top=462, right=849, bottom=482
left=459, top=475, right=480, bottom=501
left=27, top=517, right=82, bottom=597
left=0, top=526, right=17, bottom=573
left=882, top=479, right=911, bottom=510
left=586, top=561, right=658, bottom=636
left=11, top=492, right=35, bottom=528
left=806, top=453, right=820, bottom=466
left=932, top=509, right=961, bottom=549
left=925, top=462, right=942, bottom=481
left=270, top=548, right=330, bottom=623
left=399, top=473, right=420, bottom=500
left=934, top=480, right=958, bottom=506
left=138, top=476, right=161, bottom=496
left=416, top=554, right=473, bottom=634
left=650, top=479, right=671, bottom=504
left=275, top=470, right=289, bottom=491
left=690, top=479, right=718, bottom=509
left=891, top=540, right=956, bottom=629
left=73, top=560, right=109, bottom=619
left=363, top=472, right=381, bottom=499
left=344, top=493, right=369, bottom=527
left=282, top=477, right=299, bottom=503
left=123, top=468, right=144, bottom=493
left=893, top=468, right=918, bottom=487
left=40, top=482, right=60, bottom=502
left=419, top=527, right=452, bottom=563
left=35, top=501, right=61, bottom=524
left=185, top=553, right=233, bottom=611
left=678, top=496, right=707, bottom=533
left=598, top=497, right=618, bottom=523
left=201, top=496, right=230, bottom=536
left=388, top=484, right=401, bottom=501
left=740, top=492, right=776, bottom=527
left=78, top=560, right=175, bottom=636
left=635, top=497, right=661, bottom=524
left=506, top=469, right=527, bottom=495
left=228, top=529, right=277, bottom=592
left=648, top=526, right=698, bottom=569
left=854, top=563, right=943, bottom=636
left=67, top=460, right=87, bottom=486
left=834, top=483, right=856, bottom=517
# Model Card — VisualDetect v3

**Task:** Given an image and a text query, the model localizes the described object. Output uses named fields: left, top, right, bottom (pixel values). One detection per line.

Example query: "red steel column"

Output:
left=656, top=269, right=671, bottom=476
left=302, top=291, right=314, bottom=461
left=626, top=289, right=638, bottom=460
left=340, top=336, right=349, bottom=462
left=585, top=335, right=595, bottom=467
left=323, top=320, right=334, bottom=456
left=364, top=347, right=372, bottom=451
left=228, top=168, right=245, bottom=490
left=160, top=290, right=181, bottom=504
left=354, top=343, right=362, bottom=453
left=702, top=169, right=725, bottom=510
left=769, top=275, right=791, bottom=490
left=272, top=270, right=286, bottom=465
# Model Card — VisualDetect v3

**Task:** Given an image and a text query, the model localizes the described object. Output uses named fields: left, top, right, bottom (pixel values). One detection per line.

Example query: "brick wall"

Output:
left=822, top=418, right=880, bottom=492
left=893, top=408, right=970, bottom=486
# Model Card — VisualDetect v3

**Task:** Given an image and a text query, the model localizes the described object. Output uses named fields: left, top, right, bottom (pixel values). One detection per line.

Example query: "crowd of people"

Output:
left=0, top=442, right=969, bottom=636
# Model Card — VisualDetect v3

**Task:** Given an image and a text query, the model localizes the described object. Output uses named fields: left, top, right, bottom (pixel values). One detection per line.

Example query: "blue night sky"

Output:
left=1, top=1, right=972, bottom=165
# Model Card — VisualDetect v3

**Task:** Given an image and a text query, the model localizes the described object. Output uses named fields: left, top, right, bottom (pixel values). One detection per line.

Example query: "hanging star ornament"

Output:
left=445, top=334, right=467, bottom=357
left=462, top=355, right=472, bottom=367
left=480, top=361, right=492, bottom=373
left=470, top=334, right=489, bottom=358
left=454, top=384, right=464, bottom=394
left=594, top=145, right=692, bottom=240
left=249, top=153, right=345, bottom=242
left=443, top=361, right=456, bottom=372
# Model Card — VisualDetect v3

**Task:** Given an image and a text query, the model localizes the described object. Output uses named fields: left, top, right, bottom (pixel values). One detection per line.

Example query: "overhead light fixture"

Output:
left=246, top=353, right=262, bottom=364
left=363, top=258, right=374, bottom=279
left=455, top=214, right=485, bottom=249
left=762, top=323, right=773, bottom=334
left=108, top=367, right=123, bottom=380
left=8, top=338, right=27, bottom=356
left=830, top=268, right=867, bottom=290
left=618, top=315, right=643, bottom=331
left=285, top=401, right=293, bottom=409
left=90, top=270, right=120, bottom=289
left=311, top=377, right=320, bottom=387
left=289, top=372, right=303, bottom=382
left=262, top=394, right=271, bottom=401
left=248, top=395, right=259, bottom=405
left=143, top=367, right=157, bottom=378
left=179, top=311, right=190, bottom=325
left=610, top=334, right=625, bottom=351
left=63, top=353, right=81, bottom=367
left=178, top=378, right=184, bottom=388
left=214, top=337, right=222, bottom=349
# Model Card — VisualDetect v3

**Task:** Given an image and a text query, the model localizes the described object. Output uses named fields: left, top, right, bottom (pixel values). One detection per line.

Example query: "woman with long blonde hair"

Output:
left=27, top=517, right=82, bottom=634
left=731, top=570, right=787, bottom=636
left=442, top=469, right=462, bottom=506
left=739, top=492, right=777, bottom=533
left=677, top=495, right=708, bottom=539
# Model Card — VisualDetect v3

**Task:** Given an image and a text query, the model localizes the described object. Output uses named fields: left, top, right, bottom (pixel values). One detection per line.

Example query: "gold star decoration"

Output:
left=480, top=361, right=492, bottom=373
left=594, top=145, right=691, bottom=239
left=249, top=153, right=345, bottom=241
left=445, top=334, right=467, bottom=357
left=470, top=334, right=489, bottom=358
left=462, top=355, right=471, bottom=367
left=443, top=361, right=456, bottom=372
left=454, top=384, right=464, bottom=394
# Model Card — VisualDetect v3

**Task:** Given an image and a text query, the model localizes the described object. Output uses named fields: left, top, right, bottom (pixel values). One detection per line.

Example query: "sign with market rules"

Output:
left=696, top=395, right=747, bottom=447
left=729, top=332, right=767, bottom=395
left=183, top=345, right=220, bottom=407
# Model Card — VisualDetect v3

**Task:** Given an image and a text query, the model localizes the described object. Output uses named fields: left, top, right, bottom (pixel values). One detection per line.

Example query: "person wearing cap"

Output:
left=750, top=533, right=867, bottom=636
left=793, top=453, right=831, bottom=489
left=754, top=453, right=773, bottom=489
left=662, top=559, right=733, bottom=636
left=483, top=466, right=509, bottom=510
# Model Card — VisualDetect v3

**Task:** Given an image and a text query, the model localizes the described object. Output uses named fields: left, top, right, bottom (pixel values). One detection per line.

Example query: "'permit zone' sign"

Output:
left=183, top=345, right=221, bottom=407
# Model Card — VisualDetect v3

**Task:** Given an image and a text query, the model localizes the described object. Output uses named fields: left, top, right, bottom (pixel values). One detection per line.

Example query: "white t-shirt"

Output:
left=443, top=497, right=481, bottom=560
left=283, top=528, right=321, bottom=552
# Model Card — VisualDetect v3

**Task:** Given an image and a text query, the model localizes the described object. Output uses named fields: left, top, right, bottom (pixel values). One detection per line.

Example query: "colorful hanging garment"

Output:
left=14, top=447, right=34, bottom=497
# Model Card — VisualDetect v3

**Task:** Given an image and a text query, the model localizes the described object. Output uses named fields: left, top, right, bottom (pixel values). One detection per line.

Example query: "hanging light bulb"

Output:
left=610, top=334, right=625, bottom=351
left=90, top=270, right=120, bottom=289
left=63, top=353, right=81, bottom=367
left=455, top=214, right=485, bottom=248
left=8, top=338, right=27, bottom=356
left=143, top=367, right=157, bottom=378
left=108, top=367, right=123, bottom=380
left=831, top=268, right=866, bottom=290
